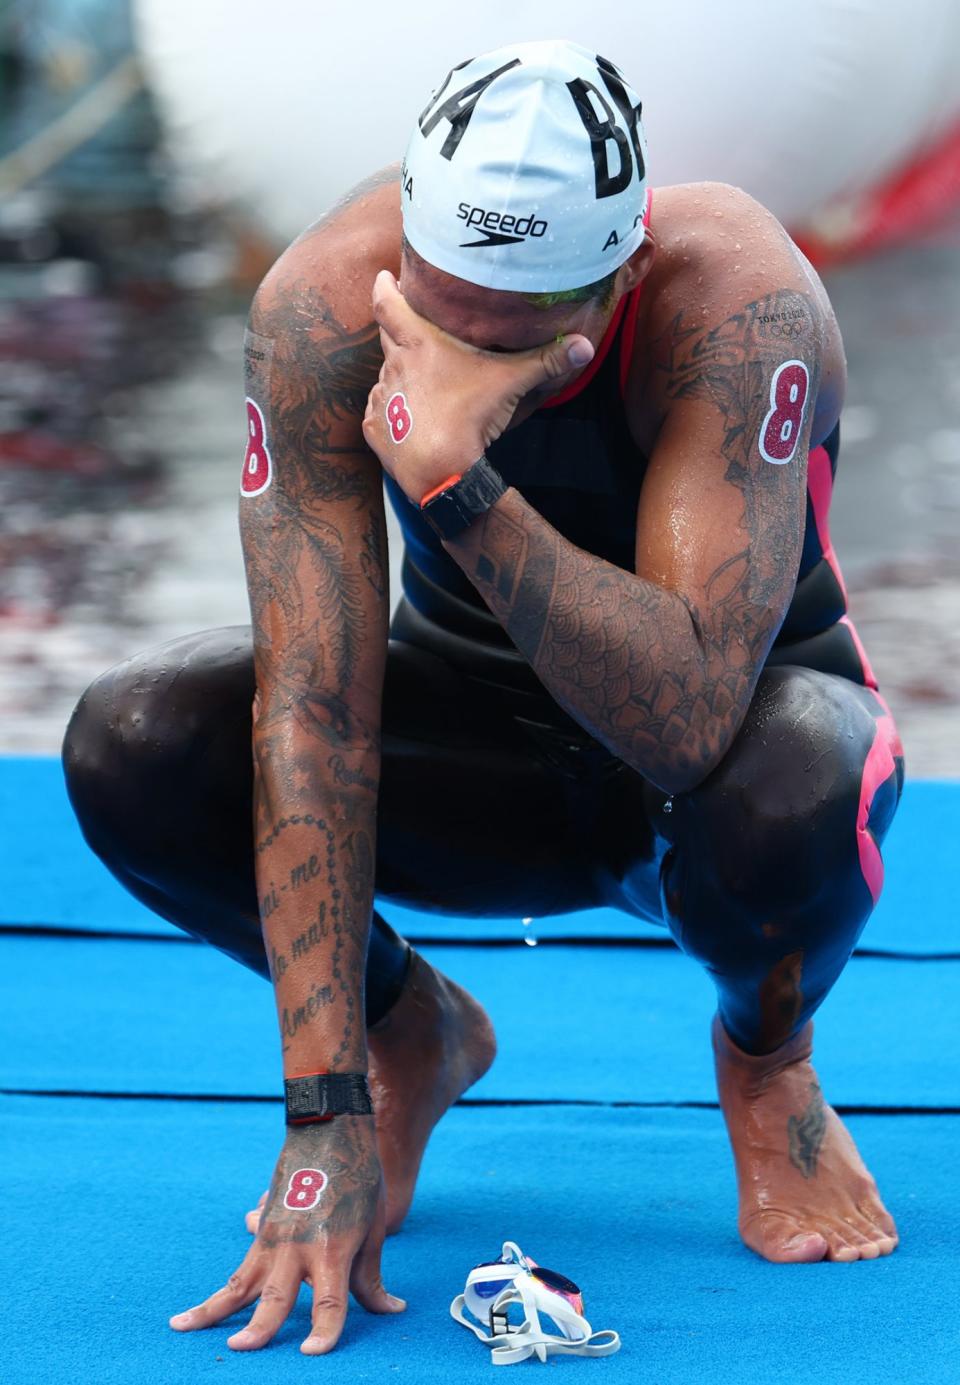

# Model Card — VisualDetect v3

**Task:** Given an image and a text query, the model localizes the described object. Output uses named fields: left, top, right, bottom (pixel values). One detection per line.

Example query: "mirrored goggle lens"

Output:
left=530, top=1265, right=581, bottom=1297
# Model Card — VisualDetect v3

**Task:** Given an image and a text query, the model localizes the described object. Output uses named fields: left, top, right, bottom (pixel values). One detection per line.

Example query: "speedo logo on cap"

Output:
left=457, top=202, right=548, bottom=248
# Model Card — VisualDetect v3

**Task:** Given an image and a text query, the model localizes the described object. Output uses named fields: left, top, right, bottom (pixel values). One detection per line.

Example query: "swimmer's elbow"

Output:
left=650, top=755, right=714, bottom=798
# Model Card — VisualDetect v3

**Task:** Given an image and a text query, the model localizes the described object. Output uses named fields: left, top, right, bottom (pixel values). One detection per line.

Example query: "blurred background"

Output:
left=1, top=0, right=958, bottom=769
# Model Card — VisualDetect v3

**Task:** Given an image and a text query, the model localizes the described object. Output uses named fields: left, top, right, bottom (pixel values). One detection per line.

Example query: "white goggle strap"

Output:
left=450, top=1286, right=621, bottom=1365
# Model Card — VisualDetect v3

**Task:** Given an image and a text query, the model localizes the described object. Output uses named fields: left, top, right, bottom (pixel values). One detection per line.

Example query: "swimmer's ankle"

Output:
left=367, top=947, right=426, bottom=1036
left=713, top=1012, right=814, bottom=1084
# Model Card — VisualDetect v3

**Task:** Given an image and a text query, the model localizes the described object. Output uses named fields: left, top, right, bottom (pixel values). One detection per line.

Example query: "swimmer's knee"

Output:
left=63, top=627, right=253, bottom=863
left=686, top=667, right=880, bottom=900
left=63, top=659, right=169, bottom=863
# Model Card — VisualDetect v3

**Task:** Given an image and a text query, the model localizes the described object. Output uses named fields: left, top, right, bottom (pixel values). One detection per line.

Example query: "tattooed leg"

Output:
left=637, top=660, right=904, bottom=1265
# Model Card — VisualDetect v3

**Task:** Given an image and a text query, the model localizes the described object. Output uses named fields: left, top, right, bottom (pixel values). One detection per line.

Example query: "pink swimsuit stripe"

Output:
left=807, top=442, right=904, bottom=901
left=856, top=709, right=900, bottom=904
left=806, top=442, right=849, bottom=603
left=805, top=441, right=881, bottom=688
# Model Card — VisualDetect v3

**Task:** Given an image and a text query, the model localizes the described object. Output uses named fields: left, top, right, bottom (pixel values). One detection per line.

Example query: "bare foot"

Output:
left=712, top=1013, right=899, bottom=1263
left=245, top=951, right=496, bottom=1237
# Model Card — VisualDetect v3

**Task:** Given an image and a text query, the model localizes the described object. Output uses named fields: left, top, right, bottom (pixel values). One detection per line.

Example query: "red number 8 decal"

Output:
left=241, top=397, right=273, bottom=496
left=759, top=360, right=809, bottom=465
left=386, top=392, right=413, bottom=444
left=283, top=1167, right=328, bottom=1211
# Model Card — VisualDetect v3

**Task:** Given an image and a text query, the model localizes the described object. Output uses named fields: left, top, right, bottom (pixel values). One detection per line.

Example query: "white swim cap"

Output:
left=401, top=39, right=649, bottom=293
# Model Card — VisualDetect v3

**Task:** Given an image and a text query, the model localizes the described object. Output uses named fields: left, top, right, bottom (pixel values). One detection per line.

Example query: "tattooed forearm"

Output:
left=281, top=983, right=335, bottom=1048
left=343, top=830, right=373, bottom=901
left=458, top=496, right=710, bottom=790
left=291, top=908, right=328, bottom=960
left=290, top=853, right=323, bottom=889
left=446, top=291, right=820, bottom=792
left=359, top=509, right=387, bottom=598
left=327, top=753, right=378, bottom=794
left=236, top=185, right=391, bottom=1075
left=240, top=276, right=387, bottom=769
left=256, top=814, right=372, bottom=1071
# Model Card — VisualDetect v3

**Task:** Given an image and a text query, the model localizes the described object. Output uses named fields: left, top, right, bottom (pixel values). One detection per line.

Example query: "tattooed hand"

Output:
left=362, top=269, right=594, bottom=504
left=169, top=1116, right=404, bottom=1355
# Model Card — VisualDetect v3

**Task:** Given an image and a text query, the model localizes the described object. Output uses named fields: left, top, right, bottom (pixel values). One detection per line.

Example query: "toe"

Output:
left=840, top=1224, right=880, bottom=1259
left=848, top=1212, right=897, bottom=1257
left=823, top=1228, right=861, bottom=1263
left=856, top=1202, right=899, bottom=1249
left=776, top=1231, right=830, bottom=1263
left=860, top=1203, right=898, bottom=1241
left=747, top=1219, right=829, bottom=1263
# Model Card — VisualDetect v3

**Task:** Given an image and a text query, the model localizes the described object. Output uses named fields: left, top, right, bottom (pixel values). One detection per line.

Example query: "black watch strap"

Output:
left=420, top=454, right=506, bottom=539
left=284, top=1072, right=373, bottom=1126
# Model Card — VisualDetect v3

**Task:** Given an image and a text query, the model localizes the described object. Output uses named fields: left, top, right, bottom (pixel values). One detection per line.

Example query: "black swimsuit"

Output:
left=61, top=278, right=903, bottom=1055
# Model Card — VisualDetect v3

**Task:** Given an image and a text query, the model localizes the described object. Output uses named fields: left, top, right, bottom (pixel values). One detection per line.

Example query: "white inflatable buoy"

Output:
left=134, top=0, right=960, bottom=248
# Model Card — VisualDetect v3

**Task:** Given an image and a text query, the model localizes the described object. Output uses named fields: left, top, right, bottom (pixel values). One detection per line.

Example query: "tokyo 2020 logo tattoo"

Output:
left=241, top=396, right=273, bottom=496
left=283, top=1168, right=328, bottom=1210
left=759, top=360, right=810, bottom=465
left=386, top=392, right=413, bottom=444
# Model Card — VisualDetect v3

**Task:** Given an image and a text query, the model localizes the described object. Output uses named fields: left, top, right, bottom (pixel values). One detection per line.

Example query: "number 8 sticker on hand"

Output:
left=386, top=392, right=413, bottom=444
left=283, top=1168, right=328, bottom=1210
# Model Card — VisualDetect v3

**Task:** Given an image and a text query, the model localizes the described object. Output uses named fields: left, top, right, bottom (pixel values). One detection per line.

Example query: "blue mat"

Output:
left=4, top=756, right=959, bottom=1382
left=3, top=1095, right=957, bottom=1385
left=3, top=935, right=957, bottom=1109
left=2, top=757, right=957, bottom=955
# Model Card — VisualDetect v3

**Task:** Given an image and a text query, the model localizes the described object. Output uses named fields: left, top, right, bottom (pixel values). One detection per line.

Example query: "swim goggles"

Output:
left=450, top=1240, right=621, bottom=1365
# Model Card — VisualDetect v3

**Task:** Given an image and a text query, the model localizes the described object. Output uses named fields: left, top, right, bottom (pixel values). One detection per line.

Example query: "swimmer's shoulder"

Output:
left=626, top=182, right=845, bottom=452
left=251, top=164, right=403, bottom=360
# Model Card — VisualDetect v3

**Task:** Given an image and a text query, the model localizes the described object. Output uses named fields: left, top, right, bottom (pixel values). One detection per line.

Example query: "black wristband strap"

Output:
left=284, top=1072, right=373, bottom=1126
left=419, top=454, right=506, bottom=539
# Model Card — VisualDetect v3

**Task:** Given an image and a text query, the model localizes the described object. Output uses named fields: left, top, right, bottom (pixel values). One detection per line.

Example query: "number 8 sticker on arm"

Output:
left=759, top=358, right=810, bottom=465
left=241, top=328, right=275, bottom=497
left=241, top=397, right=274, bottom=496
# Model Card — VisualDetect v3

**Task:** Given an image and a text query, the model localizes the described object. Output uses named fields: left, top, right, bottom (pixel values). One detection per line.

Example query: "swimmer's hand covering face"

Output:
left=362, top=270, right=593, bottom=507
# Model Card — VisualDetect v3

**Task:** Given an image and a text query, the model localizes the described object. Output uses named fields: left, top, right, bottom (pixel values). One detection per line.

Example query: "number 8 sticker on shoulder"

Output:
left=241, top=396, right=273, bottom=496
left=759, top=359, right=809, bottom=465
left=283, top=1167, right=328, bottom=1210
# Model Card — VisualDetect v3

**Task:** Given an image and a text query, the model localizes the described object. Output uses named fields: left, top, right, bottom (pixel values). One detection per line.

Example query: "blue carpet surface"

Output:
left=2, top=934, right=957, bottom=1108
left=3, top=1096, right=958, bottom=1385
left=3, top=758, right=959, bottom=1384
left=3, top=757, right=957, bottom=955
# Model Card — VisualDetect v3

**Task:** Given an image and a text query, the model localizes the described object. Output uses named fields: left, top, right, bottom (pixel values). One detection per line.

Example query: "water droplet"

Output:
left=734, top=243, right=742, bottom=252
left=523, top=936, right=538, bottom=947
left=663, top=797, right=674, bottom=815
left=522, top=917, right=533, bottom=926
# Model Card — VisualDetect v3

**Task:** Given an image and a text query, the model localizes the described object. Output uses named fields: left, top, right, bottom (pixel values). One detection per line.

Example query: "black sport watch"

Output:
left=419, top=454, right=507, bottom=539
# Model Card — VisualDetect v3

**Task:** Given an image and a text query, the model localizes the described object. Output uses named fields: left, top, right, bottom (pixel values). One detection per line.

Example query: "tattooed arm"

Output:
left=167, top=177, right=407, bottom=1355
left=241, top=248, right=388, bottom=1075
left=443, top=285, right=829, bottom=795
